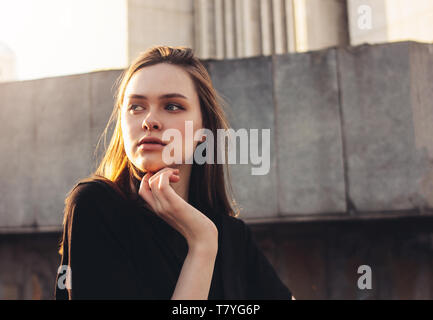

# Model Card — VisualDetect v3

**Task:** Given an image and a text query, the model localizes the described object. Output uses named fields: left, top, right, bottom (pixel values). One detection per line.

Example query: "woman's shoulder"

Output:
left=62, top=177, right=130, bottom=227
left=66, top=176, right=126, bottom=206
left=221, top=213, right=251, bottom=228
left=60, top=177, right=139, bottom=262
left=220, top=214, right=244, bottom=227
left=62, top=177, right=140, bottom=236
left=219, top=214, right=251, bottom=241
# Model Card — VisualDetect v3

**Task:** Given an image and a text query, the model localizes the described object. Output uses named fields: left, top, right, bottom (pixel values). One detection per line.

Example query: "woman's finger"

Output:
left=148, top=168, right=173, bottom=212
left=150, top=170, right=184, bottom=230
left=150, top=170, right=180, bottom=213
left=139, top=172, right=157, bottom=210
left=148, top=167, right=178, bottom=183
left=149, top=169, right=177, bottom=209
left=148, top=167, right=178, bottom=192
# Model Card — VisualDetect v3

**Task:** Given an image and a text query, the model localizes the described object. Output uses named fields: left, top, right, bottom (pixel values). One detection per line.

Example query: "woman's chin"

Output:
left=138, top=159, right=170, bottom=174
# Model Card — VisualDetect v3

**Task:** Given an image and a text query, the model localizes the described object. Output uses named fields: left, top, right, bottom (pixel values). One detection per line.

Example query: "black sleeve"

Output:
left=242, top=221, right=292, bottom=300
left=56, top=182, right=142, bottom=299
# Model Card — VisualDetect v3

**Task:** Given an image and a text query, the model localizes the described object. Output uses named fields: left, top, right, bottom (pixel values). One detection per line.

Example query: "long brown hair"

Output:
left=59, top=45, right=240, bottom=254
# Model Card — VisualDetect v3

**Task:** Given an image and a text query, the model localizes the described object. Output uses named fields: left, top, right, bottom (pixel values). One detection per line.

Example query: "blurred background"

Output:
left=0, top=0, right=432, bottom=299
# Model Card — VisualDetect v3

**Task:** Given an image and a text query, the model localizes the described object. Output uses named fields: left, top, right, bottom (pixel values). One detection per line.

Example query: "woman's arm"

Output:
left=139, top=167, right=220, bottom=300
left=171, top=244, right=218, bottom=300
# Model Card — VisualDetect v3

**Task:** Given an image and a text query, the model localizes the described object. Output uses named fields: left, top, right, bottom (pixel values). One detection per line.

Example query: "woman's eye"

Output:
left=129, top=104, right=143, bottom=111
left=128, top=103, right=183, bottom=112
left=166, top=103, right=183, bottom=111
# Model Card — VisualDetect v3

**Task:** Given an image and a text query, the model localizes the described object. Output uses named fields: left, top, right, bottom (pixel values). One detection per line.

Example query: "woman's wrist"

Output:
left=180, top=206, right=219, bottom=252
left=171, top=243, right=217, bottom=300
left=187, top=238, right=218, bottom=258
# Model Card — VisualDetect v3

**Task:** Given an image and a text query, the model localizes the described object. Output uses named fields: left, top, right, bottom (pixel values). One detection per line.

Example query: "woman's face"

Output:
left=120, top=63, right=203, bottom=173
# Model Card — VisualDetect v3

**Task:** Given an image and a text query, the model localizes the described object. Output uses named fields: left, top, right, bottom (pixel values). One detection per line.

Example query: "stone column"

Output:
left=193, top=0, right=348, bottom=59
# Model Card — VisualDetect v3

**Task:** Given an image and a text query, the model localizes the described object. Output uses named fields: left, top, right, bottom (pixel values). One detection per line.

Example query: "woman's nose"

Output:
left=142, top=116, right=161, bottom=131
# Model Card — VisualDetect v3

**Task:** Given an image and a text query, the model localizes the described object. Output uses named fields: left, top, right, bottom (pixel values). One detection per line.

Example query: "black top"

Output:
left=54, top=180, right=292, bottom=300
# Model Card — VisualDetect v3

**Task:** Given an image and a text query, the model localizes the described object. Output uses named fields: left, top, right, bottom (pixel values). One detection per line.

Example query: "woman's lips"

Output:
left=138, top=142, right=165, bottom=151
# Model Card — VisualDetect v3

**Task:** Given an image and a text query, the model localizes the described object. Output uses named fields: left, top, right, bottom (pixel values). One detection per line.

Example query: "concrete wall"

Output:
left=1, top=41, right=432, bottom=233
left=1, top=217, right=432, bottom=299
left=207, top=41, right=433, bottom=220
left=0, top=233, right=60, bottom=299
left=0, top=70, right=121, bottom=232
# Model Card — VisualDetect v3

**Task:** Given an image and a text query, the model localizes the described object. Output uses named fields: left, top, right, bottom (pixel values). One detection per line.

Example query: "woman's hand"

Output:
left=138, top=167, right=218, bottom=252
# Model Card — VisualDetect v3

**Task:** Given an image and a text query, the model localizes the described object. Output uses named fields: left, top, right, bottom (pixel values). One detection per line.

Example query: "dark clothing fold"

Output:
left=54, top=180, right=292, bottom=300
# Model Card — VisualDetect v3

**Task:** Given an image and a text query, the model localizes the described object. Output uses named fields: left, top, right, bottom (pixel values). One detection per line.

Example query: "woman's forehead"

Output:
left=125, top=63, right=196, bottom=99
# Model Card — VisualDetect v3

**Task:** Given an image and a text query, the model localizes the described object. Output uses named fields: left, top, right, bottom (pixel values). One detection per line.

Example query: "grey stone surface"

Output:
left=338, top=42, right=433, bottom=212
left=31, top=74, right=93, bottom=227
left=324, top=218, right=433, bottom=299
left=1, top=42, right=433, bottom=230
left=207, top=56, right=279, bottom=219
left=0, top=81, right=37, bottom=227
left=88, top=70, right=122, bottom=172
left=0, top=233, right=61, bottom=299
left=409, top=42, right=433, bottom=210
left=0, top=70, right=122, bottom=229
left=274, top=49, right=346, bottom=215
left=1, top=214, right=433, bottom=299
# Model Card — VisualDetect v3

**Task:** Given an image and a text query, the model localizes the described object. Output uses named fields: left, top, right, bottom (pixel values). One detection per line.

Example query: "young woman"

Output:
left=54, top=45, right=293, bottom=300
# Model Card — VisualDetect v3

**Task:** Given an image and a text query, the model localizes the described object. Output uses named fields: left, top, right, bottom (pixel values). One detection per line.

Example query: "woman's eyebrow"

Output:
left=126, top=93, right=188, bottom=100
